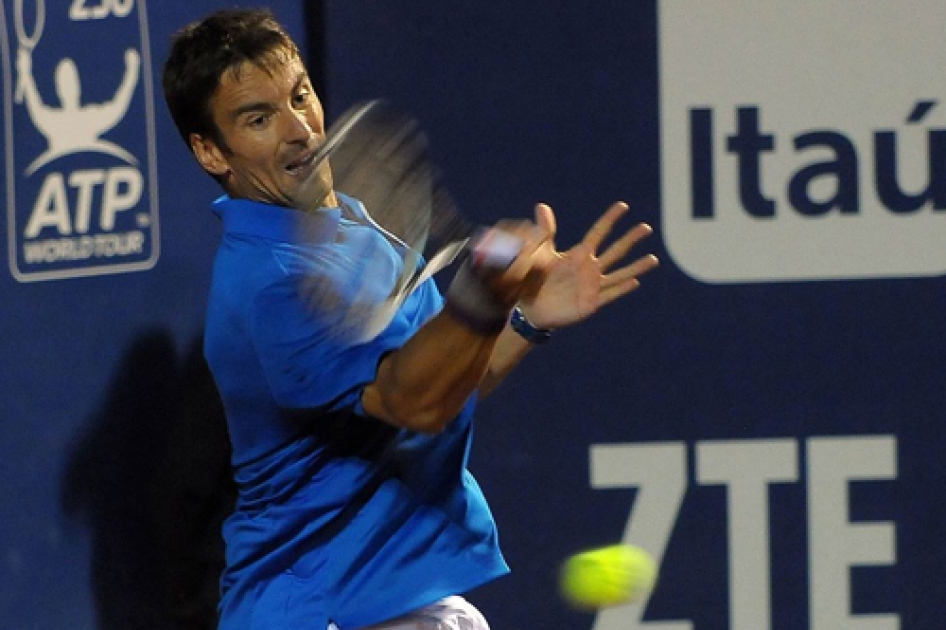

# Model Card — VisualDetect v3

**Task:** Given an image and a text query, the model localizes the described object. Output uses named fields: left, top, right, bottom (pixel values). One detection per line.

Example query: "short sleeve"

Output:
left=247, top=276, right=401, bottom=411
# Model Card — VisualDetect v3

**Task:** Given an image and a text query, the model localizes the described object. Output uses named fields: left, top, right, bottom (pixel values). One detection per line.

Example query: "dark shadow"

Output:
left=61, top=329, right=235, bottom=630
left=154, top=335, right=236, bottom=630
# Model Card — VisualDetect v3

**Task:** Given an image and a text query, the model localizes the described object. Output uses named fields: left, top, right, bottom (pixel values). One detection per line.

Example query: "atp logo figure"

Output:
left=17, top=46, right=141, bottom=175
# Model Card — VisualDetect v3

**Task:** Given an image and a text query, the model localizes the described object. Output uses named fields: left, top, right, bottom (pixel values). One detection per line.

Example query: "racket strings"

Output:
left=301, top=100, right=479, bottom=343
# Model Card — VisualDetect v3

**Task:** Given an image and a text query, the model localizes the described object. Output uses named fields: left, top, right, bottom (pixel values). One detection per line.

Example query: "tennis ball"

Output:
left=559, top=544, right=657, bottom=610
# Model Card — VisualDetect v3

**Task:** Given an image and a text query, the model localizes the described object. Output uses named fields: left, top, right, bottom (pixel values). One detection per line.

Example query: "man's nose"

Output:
left=285, top=109, right=313, bottom=144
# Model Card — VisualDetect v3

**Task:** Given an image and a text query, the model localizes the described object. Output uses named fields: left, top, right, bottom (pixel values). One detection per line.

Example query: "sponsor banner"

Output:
left=1, top=0, right=158, bottom=282
left=590, top=436, right=899, bottom=630
left=659, top=0, right=946, bottom=283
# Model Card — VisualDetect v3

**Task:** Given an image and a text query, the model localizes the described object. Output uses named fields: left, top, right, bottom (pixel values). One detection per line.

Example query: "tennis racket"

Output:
left=297, top=99, right=521, bottom=343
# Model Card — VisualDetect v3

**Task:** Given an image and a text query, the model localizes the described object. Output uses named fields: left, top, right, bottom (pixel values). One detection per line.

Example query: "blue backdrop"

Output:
left=2, top=1, right=944, bottom=629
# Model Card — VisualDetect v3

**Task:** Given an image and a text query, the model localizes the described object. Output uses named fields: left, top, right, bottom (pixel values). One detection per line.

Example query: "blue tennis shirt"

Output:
left=204, top=194, right=508, bottom=629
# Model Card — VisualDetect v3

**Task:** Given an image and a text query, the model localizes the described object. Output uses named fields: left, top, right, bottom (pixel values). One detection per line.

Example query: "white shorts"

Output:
left=329, top=596, right=490, bottom=629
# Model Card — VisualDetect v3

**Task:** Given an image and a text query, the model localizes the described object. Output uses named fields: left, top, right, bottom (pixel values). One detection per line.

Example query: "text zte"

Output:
left=690, top=102, right=945, bottom=217
left=591, top=436, right=898, bottom=630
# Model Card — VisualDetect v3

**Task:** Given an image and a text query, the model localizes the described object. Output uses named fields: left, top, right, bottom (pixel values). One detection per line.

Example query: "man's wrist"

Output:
left=510, top=306, right=554, bottom=344
left=445, top=259, right=511, bottom=335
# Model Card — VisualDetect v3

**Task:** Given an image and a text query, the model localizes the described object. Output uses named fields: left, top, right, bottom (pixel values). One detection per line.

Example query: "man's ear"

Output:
left=190, top=133, right=230, bottom=177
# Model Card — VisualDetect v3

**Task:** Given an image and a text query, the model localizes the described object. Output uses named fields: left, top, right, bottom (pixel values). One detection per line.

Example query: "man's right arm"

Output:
left=361, top=222, right=551, bottom=433
left=361, top=309, right=500, bottom=433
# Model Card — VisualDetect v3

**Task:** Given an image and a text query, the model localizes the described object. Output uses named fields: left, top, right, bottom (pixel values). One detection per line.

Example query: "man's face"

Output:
left=193, top=51, right=336, bottom=210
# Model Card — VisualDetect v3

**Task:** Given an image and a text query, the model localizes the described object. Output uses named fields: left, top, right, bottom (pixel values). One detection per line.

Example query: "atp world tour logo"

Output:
left=1, top=0, right=158, bottom=282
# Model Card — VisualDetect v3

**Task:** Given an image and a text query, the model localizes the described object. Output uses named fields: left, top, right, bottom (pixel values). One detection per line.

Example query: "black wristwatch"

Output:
left=510, top=306, right=554, bottom=344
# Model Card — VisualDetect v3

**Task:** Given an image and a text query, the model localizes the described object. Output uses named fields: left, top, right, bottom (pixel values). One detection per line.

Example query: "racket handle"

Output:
left=470, top=229, right=522, bottom=270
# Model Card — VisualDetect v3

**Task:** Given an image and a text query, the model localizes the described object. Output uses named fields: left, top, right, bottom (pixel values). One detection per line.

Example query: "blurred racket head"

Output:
left=331, top=101, right=479, bottom=254
left=295, top=100, right=474, bottom=343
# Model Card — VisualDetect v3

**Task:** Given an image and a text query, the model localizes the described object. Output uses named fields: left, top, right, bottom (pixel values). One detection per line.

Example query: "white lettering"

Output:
left=23, top=168, right=144, bottom=238
left=101, top=167, right=142, bottom=230
left=809, top=436, right=898, bottom=630
left=22, top=231, right=144, bottom=264
left=94, top=231, right=144, bottom=257
left=696, top=439, right=799, bottom=630
left=23, top=236, right=94, bottom=263
left=590, top=443, right=692, bottom=630
left=112, top=0, right=134, bottom=18
left=69, top=169, right=107, bottom=234
left=590, top=436, right=899, bottom=630
left=25, top=173, right=71, bottom=237
left=70, top=0, right=134, bottom=20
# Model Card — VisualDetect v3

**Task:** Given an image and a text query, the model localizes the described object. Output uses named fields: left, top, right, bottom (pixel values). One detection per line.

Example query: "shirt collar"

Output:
left=212, top=193, right=363, bottom=244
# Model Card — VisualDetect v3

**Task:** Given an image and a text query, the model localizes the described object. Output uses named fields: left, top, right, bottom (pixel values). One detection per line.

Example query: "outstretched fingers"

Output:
left=580, top=201, right=630, bottom=252
left=597, top=222, right=654, bottom=270
left=571, top=201, right=658, bottom=309
left=598, top=254, right=660, bottom=307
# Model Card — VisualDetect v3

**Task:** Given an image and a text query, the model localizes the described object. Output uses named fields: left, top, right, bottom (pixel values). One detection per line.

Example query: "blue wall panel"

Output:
left=0, top=2, right=306, bottom=628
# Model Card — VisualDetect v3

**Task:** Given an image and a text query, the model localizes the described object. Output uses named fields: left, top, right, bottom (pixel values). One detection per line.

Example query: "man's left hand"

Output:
left=518, top=201, right=659, bottom=330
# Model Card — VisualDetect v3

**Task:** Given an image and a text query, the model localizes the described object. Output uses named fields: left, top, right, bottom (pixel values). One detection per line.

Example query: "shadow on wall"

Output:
left=60, top=329, right=236, bottom=630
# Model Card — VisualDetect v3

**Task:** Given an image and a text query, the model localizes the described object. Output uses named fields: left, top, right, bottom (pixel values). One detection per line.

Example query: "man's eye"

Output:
left=293, top=91, right=311, bottom=107
left=247, top=114, right=269, bottom=128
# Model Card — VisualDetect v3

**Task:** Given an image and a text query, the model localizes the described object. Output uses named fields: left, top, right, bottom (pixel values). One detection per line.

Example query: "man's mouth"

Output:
left=285, top=150, right=318, bottom=176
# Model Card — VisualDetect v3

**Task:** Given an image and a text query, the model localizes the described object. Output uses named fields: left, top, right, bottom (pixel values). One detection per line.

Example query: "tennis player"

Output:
left=162, top=8, right=657, bottom=630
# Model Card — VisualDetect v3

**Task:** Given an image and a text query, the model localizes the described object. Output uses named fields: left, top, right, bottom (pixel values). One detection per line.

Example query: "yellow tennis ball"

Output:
left=559, top=544, right=657, bottom=610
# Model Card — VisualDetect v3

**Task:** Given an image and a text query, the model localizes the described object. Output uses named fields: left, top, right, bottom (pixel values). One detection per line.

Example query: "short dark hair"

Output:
left=162, top=8, right=300, bottom=147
